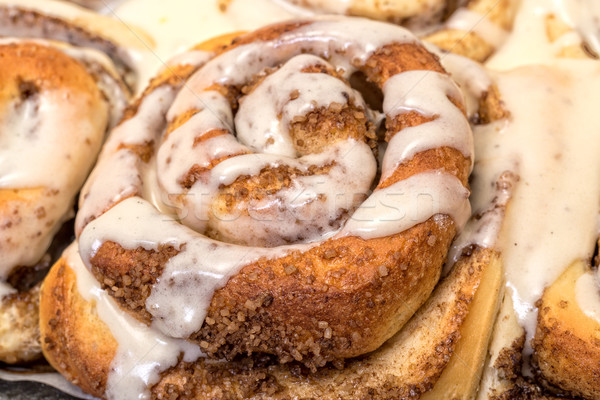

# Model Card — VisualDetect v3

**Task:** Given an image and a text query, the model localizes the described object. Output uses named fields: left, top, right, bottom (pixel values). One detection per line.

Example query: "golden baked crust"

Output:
left=41, top=247, right=500, bottom=399
left=533, top=261, right=600, bottom=400
left=40, top=258, right=116, bottom=395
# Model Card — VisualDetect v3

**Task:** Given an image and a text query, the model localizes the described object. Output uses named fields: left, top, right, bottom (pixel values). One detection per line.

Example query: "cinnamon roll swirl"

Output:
left=38, top=16, right=486, bottom=399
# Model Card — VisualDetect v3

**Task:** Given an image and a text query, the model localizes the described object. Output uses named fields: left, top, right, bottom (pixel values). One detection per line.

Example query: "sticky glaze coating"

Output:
left=74, top=18, right=472, bottom=380
left=0, top=38, right=129, bottom=364
left=0, top=41, right=114, bottom=278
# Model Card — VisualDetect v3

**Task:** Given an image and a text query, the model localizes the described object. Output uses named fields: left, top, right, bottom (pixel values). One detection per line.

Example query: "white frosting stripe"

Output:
left=162, top=50, right=213, bottom=71
left=424, top=42, right=493, bottom=118
left=78, top=196, right=314, bottom=339
left=184, top=17, right=415, bottom=92
left=381, top=70, right=474, bottom=178
left=65, top=243, right=202, bottom=400
left=446, top=7, right=508, bottom=48
left=157, top=90, right=239, bottom=196
left=339, top=171, right=471, bottom=240
left=76, top=85, right=177, bottom=235
left=235, top=54, right=369, bottom=157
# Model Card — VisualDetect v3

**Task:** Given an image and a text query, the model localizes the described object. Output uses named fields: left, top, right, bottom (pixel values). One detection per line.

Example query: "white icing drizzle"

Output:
left=0, top=40, right=110, bottom=277
left=76, top=84, right=177, bottom=235
left=424, top=42, right=493, bottom=117
left=445, top=7, right=508, bottom=48
left=554, top=0, right=600, bottom=56
left=381, top=70, right=474, bottom=179
left=235, top=54, right=368, bottom=157
left=162, top=49, right=213, bottom=71
left=339, top=171, right=471, bottom=240
left=445, top=170, right=517, bottom=276
left=78, top=197, right=315, bottom=339
left=65, top=243, right=203, bottom=400
left=473, top=0, right=600, bottom=361
left=476, top=64, right=600, bottom=353
left=575, top=270, right=600, bottom=324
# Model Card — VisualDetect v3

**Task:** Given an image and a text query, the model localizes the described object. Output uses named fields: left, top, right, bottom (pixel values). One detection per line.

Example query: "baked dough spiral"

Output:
left=41, top=16, right=474, bottom=398
left=76, top=17, right=472, bottom=369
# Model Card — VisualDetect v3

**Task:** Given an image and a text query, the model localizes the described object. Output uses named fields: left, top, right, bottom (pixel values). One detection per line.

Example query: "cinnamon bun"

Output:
left=81, top=17, right=473, bottom=366
left=0, top=6, right=131, bottom=363
left=37, top=17, right=491, bottom=398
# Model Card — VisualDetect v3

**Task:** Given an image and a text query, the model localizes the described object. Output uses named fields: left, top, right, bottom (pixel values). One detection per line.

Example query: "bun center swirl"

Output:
left=159, top=52, right=378, bottom=247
